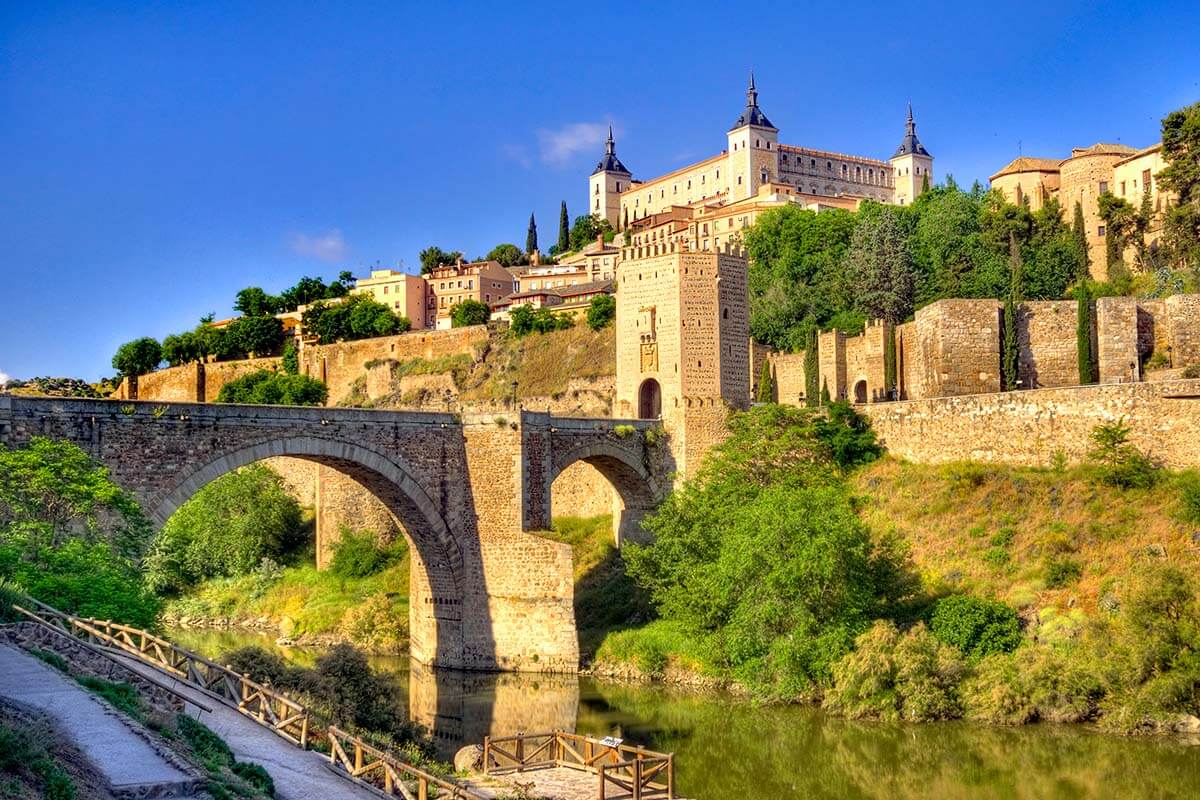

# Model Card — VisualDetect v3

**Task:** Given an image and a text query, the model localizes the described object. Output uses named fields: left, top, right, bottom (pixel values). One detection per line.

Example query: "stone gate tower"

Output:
left=726, top=72, right=779, bottom=202
left=614, top=241, right=750, bottom=481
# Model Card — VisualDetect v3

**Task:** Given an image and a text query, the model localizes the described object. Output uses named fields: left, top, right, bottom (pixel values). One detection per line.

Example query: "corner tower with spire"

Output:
left=889, top=103, right=934, bottom=205
left=726, top=71, right=780, bottom=202
left=589, top=125, right=632, bottom=228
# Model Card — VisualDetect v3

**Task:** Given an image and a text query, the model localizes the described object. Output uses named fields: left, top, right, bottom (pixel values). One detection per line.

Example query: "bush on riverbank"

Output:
left=0, top=437, right=160, bottom=627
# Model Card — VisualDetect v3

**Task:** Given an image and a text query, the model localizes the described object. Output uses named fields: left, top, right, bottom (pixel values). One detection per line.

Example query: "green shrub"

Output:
left=1183, top=363, right=1200, bottom=379
left=1177, top=471, right=1200, bottom=524
left=982, top=547, right=1010, bottom=568
left=31, top=649, right=69, bottom=673
left=962, top=644, right=1102, bottom=724
left=177, top=714, right=235, bottom=771
left=281, top=340, right=299, bottom=375
left=1044, top=556, right=1083, bottom=588
left=0, top=577, right=26, bottom=623
left=826, top=621, right=965, bottom=722
left=220, top=646, right=295, bottom=687
left=0, top=721, right=77, bottom=800
left=215, top=370, right=328, bottom=406
left=329, top=529, right=405, bottom=579
left=145, top=465, right=306, bottom=594
left=231, top=761, right=274, bottom=796
left=1088, top=419, right=1162, bottom=489
left=928, top=594, right=1022, bottom=662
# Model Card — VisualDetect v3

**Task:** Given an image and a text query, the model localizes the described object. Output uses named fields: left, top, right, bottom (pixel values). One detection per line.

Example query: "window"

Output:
left=1142, top=169, right=1152, bottom=191
left=595, top=199, right=600, bottom=210
left=594, top=184, right=599, bottom=195
left=737, top=176, right=742, bottom=185
left=1099, top=181, right=1108, bottom=194
left=1120, top=181, right=1126, bottom=196
left=616, top=182, right=622, bottom=191
left=1098, top=225, right=1106, bottom=236
left=827, top=161, right=832, bottom=171
left=383, top=285, right=389, bottom=294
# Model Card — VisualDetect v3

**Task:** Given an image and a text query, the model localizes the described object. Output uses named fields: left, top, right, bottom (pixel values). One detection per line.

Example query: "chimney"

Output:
left=596, top=232, right=605, bottom=248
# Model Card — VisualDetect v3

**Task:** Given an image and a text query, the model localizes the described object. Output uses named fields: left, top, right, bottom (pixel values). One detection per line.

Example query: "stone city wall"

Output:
left=1018, top=300, right=1078, bottom=389
left=864, top=379, right=1200, bottom=469
left=768, top=352, right=807, bottom=406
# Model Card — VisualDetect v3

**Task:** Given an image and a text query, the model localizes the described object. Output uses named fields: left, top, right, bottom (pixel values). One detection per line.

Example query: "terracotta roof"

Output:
left=1113, top=143, right=1162, bottom=166
left=556, top=279, right=614, bottom=298
left=1068, top=142, right=1138, bottom=158
left=990, top=156, right=1063, bottom=180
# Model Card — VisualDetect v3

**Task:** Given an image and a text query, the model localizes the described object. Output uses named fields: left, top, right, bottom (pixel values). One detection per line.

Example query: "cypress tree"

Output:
left=526, top=212, right=538, bottom=255
left=557, top=201, right=570, bottom=253
left=804, top=328, right=819, bottom=407
left=1075, top=283, right=1096, bottom=384
left=756, top=359, right=774, bottom=403
left=1002, top=235, right=1023, bottom=391
left=921, top=173, right=931, bottom=193
left=820, top=379, right=832, bottom=406
left=1071, top=201, right=1090, bottom=281
left=622, top=206, right=629, bottom=232
left=883, top=324, right=897, bottom=399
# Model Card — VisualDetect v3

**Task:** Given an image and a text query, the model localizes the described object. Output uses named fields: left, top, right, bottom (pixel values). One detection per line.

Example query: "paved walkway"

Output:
left=0, top=644, right=195, bottom=796
left=110, top=653, right=378, bottom=800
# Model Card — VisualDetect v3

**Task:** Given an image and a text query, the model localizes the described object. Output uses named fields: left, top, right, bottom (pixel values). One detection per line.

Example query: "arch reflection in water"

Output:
left=408, top=660, right=579, bottom=760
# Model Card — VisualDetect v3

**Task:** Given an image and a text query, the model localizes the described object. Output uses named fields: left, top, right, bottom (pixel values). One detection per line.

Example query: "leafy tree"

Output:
left=111, top=337, right=163, bottom=377
left=508, top=304, right=573, bottom=337
left=526, top=213, right=538, bottom=255
left=1158, top=101, right=1200, bottom=274
left=0, top=438, right=159, bottom=625
left=909, top=184, right=1001, bottom=303
left=744, top=205, right=858, bottom=352
left=1088, top=419, right=1161, bottom=489
left=623, top=405, right=896, bottom=693
left=418, top=246, right=463, bottom=275
left=161, top=331, right=204, bottom=366
left=586, top=293, right=616, bottom=330
left=302, top=295, right=410, bottom=344
left=1002, top=235, right=1023, bottom=390
left=557, top=201, right=570, bottom=253
left=1075, top=284, right=1096, bottom=384
left=843, top=204, right=915, bottom=325
left=487, top=243, right=524, bottom=267
left=281, top=339, right=299, bottom=375
left=1072, top=201, right=1091, bottom=281
left=145, top=464, right=305, bottom=594
left=277, top=276, right=337, bottom=311
left=756, top=360, right=774, bottom=403
left=216, top=370, right=328, bottom=406
left=234, top=287, right=281, bottom=317
left=567, top=214, right=614, bottom=252
left=225, top=315, right=284, bottom=357
left=450, top=299, right=490, bottom=328
left=804, top=329, right=819, bottom=407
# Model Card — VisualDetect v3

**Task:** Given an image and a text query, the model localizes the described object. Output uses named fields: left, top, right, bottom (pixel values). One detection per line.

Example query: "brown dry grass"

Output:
left=854, top=458, right=1200, bottom=623
left=459, top=325, right=614, bottom=400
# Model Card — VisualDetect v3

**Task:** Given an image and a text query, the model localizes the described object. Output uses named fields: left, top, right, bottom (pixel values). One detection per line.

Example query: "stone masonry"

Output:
left=0, top=396, right=666, bottom=673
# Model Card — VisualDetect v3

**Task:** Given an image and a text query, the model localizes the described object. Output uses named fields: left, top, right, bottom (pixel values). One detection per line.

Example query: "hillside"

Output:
left=853, top=459, right=1200, bottom=633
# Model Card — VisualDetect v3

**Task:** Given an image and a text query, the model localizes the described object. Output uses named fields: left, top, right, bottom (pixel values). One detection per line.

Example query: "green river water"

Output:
left=167, top=627, right=1200, bottom=800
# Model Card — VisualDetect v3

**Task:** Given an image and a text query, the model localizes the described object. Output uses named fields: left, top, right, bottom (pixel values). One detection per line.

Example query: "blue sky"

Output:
left=2, top=1, right=1199, bottom=381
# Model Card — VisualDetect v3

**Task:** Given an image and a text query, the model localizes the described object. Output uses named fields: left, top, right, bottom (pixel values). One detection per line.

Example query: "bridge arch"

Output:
left=150, top=435, right=466, bottom=665
left=548, top=439, right=664, bottom=545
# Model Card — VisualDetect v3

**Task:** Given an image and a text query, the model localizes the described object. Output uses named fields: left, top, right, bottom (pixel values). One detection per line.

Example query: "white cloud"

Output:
left=537, top=121, right=610, bottom=166
left=0, top=370, right=9, bottom=386
left=287, top=229, right=348, bottom=263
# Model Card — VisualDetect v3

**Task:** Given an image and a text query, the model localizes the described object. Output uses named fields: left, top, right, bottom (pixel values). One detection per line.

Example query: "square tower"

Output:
left=890, top=104, right=934, bottom=206
left=614, top=242, right=750, bottom=479
left=588, top=126, right=632, bottom=228
left=726, top=73, right=780, bottom=202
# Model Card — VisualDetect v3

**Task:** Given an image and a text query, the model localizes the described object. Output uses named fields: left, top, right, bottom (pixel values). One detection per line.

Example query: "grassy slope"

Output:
left=459, top=324, right=614, bottom=401
left=163, top=558, right=410, bottom=652
left=855, top=459, right=1199, bottom=628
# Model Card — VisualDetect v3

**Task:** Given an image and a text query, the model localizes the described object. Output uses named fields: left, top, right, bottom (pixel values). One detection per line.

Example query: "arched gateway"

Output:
left=0, top=396, right=670, bottom=673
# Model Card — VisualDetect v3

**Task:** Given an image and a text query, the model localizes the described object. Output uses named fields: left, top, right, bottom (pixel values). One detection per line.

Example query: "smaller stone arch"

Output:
left=853, top=379, right=868, bottom=404
left=549, top=439, right=664, bottom=546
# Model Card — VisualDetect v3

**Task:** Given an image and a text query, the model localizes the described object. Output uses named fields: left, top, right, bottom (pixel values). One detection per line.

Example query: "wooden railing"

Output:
left=483, top=730, right=674, bottom=799
left=15, top=597, right=311, bottom=747
left=327, top=726, right=488, bottom=800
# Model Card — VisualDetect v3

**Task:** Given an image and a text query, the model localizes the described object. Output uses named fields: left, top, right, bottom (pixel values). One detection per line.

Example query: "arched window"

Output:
left=854, top=380, right=868, bottom=404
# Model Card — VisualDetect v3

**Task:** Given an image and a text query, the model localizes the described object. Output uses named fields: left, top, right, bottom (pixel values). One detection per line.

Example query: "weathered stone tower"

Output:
left=890, top=103, right=934, bottom=206
left=726, top=72, right=780, bottom=202
left=589, top=126, right=632, bottom=228
left=614, top=241, right=750, bottom=480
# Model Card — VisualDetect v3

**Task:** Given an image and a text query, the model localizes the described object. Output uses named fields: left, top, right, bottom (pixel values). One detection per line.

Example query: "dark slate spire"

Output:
left=893, top=102, right=931, bottom=158
left=592, top=125, right=630, bottom=176
left=729, top=71, right=776, bottom=131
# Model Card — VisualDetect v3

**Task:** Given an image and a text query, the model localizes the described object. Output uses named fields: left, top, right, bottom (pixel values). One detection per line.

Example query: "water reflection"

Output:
left=167, top=628, right=1200, bottom=799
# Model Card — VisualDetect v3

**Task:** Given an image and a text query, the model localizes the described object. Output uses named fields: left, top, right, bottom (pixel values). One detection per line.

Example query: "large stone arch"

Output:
left=150, top=435, right=466, bottom=665
left=548, top=440, right=664, bottom=545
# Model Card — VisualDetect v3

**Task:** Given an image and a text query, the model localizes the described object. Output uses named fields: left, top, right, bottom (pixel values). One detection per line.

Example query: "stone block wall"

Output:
left=1018, top=301, right=1078, bottom=388
left=864, top=379, right=1200, bottom=469
left=818, top=330, right=847, bottom=401
left=551, top=460, right=614, bottom=519
left=768, top=352, right=807, bottom=406
left=302, top=326, right=490, bottom=405
left=1096, top=296, right=1140, bottom=383
left=202, top=357, right=283, bottom=401
left=131, top=362, right=202, bottom=401
left=1166, top=294, right=1200, bottom=367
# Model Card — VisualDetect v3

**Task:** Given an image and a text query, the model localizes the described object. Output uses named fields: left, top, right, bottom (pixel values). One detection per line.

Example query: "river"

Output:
left=167, top=627, right=1200, bottom=799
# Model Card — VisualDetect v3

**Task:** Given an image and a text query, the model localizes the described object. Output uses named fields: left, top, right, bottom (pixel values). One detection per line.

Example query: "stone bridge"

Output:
left=0, top=396, right=671, bottom=672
